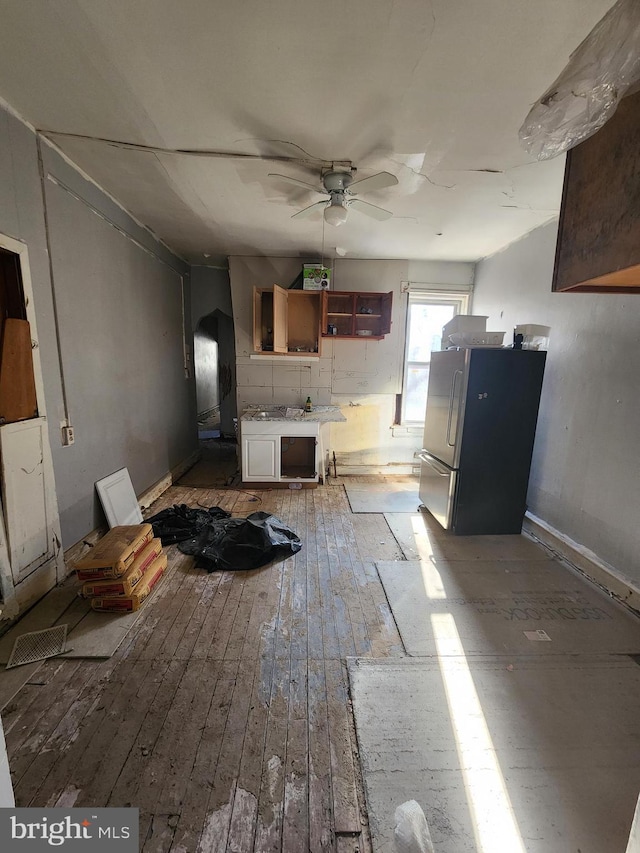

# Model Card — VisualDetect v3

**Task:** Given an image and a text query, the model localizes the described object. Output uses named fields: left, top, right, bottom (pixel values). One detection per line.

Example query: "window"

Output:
left=401, top=291, right=469, bottom=424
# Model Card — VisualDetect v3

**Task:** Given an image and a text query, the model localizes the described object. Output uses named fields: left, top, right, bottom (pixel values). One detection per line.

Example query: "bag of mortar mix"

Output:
left=394, top=800, right=434, bottom=853
left=75, top=523, right=154, bottom=581
left=90, top=551, right=167, bottom=612
left=80, top=538, right=163, bottom=598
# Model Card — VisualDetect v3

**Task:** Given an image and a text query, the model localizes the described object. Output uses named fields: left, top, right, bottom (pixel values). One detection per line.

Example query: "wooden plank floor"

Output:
left=2, top=478, right=405, bottom=852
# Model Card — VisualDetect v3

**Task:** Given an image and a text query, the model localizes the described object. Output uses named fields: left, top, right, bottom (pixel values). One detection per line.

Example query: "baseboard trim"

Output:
left=524, top=512, right=640, bottom=615
left=138, top=474, right=172, bottom=511
left=337, top=464, right=417, bottom=477
left=170, top=449, right=201, bottom=484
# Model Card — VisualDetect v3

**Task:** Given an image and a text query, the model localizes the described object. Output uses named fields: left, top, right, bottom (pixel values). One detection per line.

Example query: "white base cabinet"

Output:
left=242, top=421, right=322, bottom=483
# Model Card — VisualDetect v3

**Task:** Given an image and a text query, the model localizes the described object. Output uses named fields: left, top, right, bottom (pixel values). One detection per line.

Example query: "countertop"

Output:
left=241, top=404, right=346, bottom=424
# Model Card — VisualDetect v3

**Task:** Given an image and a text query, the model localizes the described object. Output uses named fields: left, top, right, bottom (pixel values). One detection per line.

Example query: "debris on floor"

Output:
left=145, top=504, right=231, bottom=544
left=146, top=504, right=302, bottom=572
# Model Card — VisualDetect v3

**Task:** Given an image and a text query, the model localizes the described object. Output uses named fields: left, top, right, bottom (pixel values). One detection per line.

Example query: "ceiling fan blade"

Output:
left=348, top=199, right=393, bottom=221
left=291, top=201, right=328, bottom=219
left=268, top=173, right=322, bottom=193
left=348, top=171, right=398, bottom=194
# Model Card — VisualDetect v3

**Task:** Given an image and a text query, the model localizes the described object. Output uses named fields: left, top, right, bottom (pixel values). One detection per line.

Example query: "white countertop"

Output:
left=241, top=404, right=346, bottom=424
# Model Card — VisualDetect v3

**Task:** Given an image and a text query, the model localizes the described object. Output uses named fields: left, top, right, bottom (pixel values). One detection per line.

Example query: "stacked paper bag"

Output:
left=74, top=524, right=167, bottom=612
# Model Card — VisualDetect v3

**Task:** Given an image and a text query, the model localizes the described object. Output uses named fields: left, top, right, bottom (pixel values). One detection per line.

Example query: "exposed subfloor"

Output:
left=3, top=477, right=640, bottom=852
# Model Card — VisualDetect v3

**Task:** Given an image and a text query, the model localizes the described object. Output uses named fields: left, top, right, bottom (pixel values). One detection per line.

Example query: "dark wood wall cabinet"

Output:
left=321, top=290, right=392, bottom=339
left=552, top=89, right=640, bottom=293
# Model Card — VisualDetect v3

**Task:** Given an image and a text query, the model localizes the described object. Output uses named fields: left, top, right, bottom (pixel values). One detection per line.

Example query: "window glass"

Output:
left=401, top=293, right=468, bottom=424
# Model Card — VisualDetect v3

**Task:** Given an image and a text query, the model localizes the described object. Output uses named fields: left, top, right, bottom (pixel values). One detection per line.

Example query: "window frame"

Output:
left=400, top=290, right=470, bottom=425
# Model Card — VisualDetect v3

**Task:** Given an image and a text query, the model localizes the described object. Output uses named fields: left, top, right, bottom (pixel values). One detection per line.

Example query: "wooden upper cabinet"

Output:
left=553, top=90, right=640, bottom=293
left=321, top=290, right=393, bottom=339
left=252, top=286, right=321, bottom=355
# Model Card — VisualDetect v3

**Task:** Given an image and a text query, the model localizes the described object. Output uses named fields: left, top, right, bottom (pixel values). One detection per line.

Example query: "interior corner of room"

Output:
left=1, top=1, right=640, bottom=849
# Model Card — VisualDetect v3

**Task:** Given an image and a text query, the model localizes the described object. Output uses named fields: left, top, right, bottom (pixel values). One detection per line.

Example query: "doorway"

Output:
left=180, top=309, right=238, bottom=488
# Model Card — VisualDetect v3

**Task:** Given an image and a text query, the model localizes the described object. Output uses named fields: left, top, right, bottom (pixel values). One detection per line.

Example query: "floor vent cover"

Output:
left=6, top=624, right=68, bottom=669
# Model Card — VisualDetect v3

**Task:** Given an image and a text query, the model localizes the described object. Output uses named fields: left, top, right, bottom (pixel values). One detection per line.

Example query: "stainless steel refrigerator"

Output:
left=419, top=347, right=546, bottom=535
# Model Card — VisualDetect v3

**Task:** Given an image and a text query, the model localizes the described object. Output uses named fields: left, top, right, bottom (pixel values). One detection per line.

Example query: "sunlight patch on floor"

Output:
left=431, top=612, right=526, bottom=853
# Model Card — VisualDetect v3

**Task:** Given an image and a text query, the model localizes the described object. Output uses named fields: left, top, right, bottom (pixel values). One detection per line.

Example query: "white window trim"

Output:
left=401, top=289, right=471, bottom=426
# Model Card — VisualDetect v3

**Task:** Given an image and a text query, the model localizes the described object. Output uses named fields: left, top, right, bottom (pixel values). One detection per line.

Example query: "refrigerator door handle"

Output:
left=418, top=450, right=450, bottom=477
left=446, top=369, right=463, bottom=447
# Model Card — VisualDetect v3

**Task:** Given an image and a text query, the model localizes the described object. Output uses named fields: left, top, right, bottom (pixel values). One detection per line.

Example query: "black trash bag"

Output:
left=177, top=511, right=302, bottom=573
left=145, top=503, right=231, bottom=544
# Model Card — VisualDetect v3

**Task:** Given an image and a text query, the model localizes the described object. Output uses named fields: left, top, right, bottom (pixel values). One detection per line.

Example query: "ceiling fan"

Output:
left=268, top=169, right=398, bottom=226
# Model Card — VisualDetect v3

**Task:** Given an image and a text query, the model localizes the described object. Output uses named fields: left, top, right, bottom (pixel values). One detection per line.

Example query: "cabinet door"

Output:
left=273, top=285, right=289, bottom=353
left=243, top=436, right=279, bottom=481
left=380, top=291, right=393, bottom=334
left=1, top=418, right=54, bottom=582
left=253, top=288, right=263, bottom=352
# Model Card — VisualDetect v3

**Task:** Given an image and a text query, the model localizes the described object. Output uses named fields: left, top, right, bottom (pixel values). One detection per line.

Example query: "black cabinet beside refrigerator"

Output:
left=419, top=348, right=546, bottom=535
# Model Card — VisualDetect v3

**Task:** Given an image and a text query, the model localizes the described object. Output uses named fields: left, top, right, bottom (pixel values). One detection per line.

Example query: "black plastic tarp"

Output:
left=145, top=504, right=231, bottom=544
left=145, top=504, right=302, bottom=572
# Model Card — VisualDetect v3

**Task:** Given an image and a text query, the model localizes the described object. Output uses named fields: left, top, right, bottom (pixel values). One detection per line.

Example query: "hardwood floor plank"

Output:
left=17, top=656, right=154, bottom=807
left=5, top=659, right=83, bottom=763
left=314, top=491, right=340, bottom=661
left=324, top=658, right=361, bottom=835
left=290, top=491, right=309, bottom=662
left=323, top=488, right=359, bottom=660
left=191, top=572, right=236, bottom=661
left=273, top=490, right=295, bottom=662
left=282, top=656, right=309, bottom=851
left=253, top=652, right=290, bottom=852
left=306, top=491, right=324, bottom=662
left=225, top=592, right=278, bottom=852
left=195, top=655, right=257, bottom=853
left=308, top=658, right=333, bottom=853
left=136, top=658, right=211, bottom=852
left=169, top=660, right=240, bottom=853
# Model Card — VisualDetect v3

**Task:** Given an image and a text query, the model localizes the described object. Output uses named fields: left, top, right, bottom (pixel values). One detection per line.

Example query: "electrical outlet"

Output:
left=62, top=425, right=75, bottom=446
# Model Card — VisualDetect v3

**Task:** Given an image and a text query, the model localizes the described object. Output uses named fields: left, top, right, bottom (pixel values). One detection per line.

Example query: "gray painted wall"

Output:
left=473, top=220, right=640, bottom=581
left=190, top=266, right=232, bottom=328
left=0, top=103, right=198, bottom=548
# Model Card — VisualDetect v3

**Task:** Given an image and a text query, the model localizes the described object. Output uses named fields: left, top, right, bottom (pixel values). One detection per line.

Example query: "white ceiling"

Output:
left=0, top=0, right=614, bottom=265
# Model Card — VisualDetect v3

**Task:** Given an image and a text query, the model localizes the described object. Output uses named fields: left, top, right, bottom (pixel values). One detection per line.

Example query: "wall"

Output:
left=473, top=220, right=640, bottom=581
left=191, top=265, right=232, bottom=325
left=0, top=102, right=197, bottom=549
left=229, top=256, right=474, bottom=471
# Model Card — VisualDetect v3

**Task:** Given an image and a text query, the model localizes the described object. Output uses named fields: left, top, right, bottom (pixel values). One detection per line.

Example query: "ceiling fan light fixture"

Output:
left=324, top=201, right=348, bottom=227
